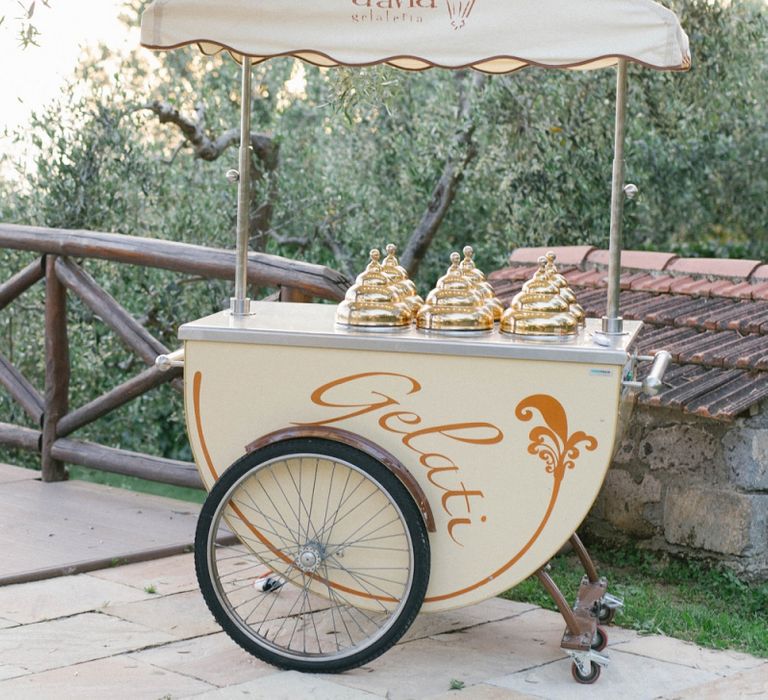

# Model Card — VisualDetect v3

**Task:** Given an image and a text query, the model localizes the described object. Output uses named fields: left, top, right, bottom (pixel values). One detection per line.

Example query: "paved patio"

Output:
left=0, top=464, right=765, bottom=699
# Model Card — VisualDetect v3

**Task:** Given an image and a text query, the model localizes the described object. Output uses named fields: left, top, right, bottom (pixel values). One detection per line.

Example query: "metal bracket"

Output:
left=601, top=592, right=625, bottom=612
left=568, top=649, right=611, bottom=674
left=622, top=350, right=672, bottom=396
left=155, top=348, right=185, bottom=372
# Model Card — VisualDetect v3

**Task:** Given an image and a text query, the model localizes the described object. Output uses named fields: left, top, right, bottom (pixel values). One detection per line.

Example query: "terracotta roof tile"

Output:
left=625, top=274, right=653, bottom=291
left=668, top=276, right=695, bottom=293
left=509, top=246, right=595, bottom=266
left=750, top=283, right=768, bottom=301
left=686, top=372, right=768, bottom=421
left=619, top=272, right=651, bottom=290
left=493, top=246, right=767, bottom=420
left=666, top=257, right=762, bottom=279
left=666, top=278, right=718, bottom=297
left=488, top=265, right=539, bottom=282
left=586, top=249, right=679, bottom=271
left=711, top=281, right=758, bottom=300
left=563, top=269, right=607, bottom=287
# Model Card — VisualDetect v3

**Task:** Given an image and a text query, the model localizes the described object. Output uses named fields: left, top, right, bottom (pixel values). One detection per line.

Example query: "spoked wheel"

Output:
left=195, top=438, right=430, bottom=673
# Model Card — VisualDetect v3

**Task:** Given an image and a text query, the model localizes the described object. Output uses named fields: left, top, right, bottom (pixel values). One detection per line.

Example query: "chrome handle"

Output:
left=155, top=348, right=185, bottom=372
left=622, top=350, right=672, bottom=396
left=643, top=350, right=672, bottom=396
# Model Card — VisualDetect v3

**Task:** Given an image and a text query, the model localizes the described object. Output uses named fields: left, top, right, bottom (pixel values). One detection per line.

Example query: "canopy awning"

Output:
left=140, top=0, right=690, bottom=73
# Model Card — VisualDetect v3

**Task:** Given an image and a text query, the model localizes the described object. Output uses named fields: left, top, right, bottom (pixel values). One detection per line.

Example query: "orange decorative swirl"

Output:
left=516, top=395, right=598, bottom=485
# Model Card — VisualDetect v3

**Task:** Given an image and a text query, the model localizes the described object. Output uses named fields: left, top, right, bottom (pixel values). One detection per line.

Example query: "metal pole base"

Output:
left=230, top=297, right=253, bottom=316
left=601, top=316, right=625, bottom=336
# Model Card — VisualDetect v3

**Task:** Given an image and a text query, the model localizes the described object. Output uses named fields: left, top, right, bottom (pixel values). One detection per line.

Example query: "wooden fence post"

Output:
left=41, top=255, right=69, bottom=481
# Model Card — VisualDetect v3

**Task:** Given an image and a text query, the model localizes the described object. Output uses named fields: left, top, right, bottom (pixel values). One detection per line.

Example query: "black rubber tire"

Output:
left=597, top=602, right=617, bottom=625
left=571, top=660, right=601, bottom=684
left=195, top=437, right=430, bottom=673
left=591, top=625, right=608, bottom=651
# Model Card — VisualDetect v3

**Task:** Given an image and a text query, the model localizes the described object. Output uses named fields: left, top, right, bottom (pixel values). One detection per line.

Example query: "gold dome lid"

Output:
left=418, top=253, right=493, bottom=332
left=544, top=251, right=586, bottom=326
left=382, top=243, right=424, bottom=313
left=500, top=257, right=579, bottom=336
left=336, top=249, right=412, bottom=328
left=460, top=246, right=504, bottom=322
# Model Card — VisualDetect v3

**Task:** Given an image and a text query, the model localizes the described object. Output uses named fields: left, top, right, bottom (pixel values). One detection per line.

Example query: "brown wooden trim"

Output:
left=0, top=351, right=44, bottom=424
left=0, top=257, right=45, bottom=312
left=0, top=421, right=41, bottom=452
left=0, top=224, right=350, bottom=301
left=245, top=426, right=436, bottom=533
left=279, top=286, right=313, bottom=303
left=42, top=256, right=69, bottom=482
left=50, top=438, right=202, bottom=489
left=57, top=365, right=183, bottom=438
left=54, top=257, right=168, bottom=366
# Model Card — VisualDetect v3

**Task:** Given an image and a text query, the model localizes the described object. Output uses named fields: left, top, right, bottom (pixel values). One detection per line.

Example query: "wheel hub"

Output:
left=296, top=543, right=324, bottom=573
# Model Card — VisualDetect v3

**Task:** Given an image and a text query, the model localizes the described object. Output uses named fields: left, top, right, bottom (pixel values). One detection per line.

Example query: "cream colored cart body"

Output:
left=182, top=307, right=640, bottom=612
left=141, top=0, right=688, bottom=683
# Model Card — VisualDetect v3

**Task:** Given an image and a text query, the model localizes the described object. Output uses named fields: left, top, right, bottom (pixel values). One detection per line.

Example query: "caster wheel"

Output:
left=572, top=660, right=601, bottom=684
left=591, top=626, right=608, bottom=652
left=597, top=603, right=617, bottom=625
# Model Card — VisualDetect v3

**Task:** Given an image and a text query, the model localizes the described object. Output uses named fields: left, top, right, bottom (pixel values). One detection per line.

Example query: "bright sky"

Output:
left=0, top=1, right=137, bottom=135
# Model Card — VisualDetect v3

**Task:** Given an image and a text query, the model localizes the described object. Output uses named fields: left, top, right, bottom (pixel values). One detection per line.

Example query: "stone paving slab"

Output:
left=102, top=589, right=222, bottom=640
left=667, top=662, right=768, bottom=699
left=612, top=634, right=766, bottom=674
left=0, top=572, right=152, bottom=624
left=130, top=632, right=277, bottom=689
left=0, top=612, right=176, bottom=675
left=329, top=609, right=572, bottom=700
left=181, top=670, right=382, bottom=699
left=488, top=649, right=722, bottom=700
left=0, top=654, right=216, bottom=699
left=89, top=552, right=199, bottom=596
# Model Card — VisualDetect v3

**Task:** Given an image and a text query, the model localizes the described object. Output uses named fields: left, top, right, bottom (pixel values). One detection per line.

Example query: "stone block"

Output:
left=724, top=427, right=768, bottom=490
left=641, top=424, right=719, bottom=472
left=663, top=486, right=764, bottom=556
left=600, top=469, right=661, bottom=537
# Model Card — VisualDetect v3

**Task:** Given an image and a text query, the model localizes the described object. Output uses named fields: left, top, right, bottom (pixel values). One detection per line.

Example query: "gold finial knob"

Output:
left=450, top=251, right=461, bottom=268
left=463, top=245, right=474, bottom=260
left=370, top=249, right=381, bottom=265
left=381, top=242, right=423, bottom=313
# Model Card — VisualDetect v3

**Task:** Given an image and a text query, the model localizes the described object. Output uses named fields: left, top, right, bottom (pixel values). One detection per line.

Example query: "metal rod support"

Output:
left=603, top=59, right=629, bottom=335
left=231, top=57, right=253, bottom=316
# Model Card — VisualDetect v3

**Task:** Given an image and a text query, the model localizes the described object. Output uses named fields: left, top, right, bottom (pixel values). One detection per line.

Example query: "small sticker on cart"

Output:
left=590, top=369, right=613, bottom=377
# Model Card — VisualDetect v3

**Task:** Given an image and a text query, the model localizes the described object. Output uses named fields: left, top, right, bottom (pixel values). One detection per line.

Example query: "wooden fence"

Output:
left=0, top=223, right=349, bottom=488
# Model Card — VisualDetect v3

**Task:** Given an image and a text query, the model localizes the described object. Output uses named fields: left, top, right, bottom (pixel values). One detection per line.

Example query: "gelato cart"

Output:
left=142, top=0, right=689, bottom=683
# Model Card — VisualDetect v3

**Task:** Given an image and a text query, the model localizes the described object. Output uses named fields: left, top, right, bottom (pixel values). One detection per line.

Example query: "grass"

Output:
left=502, top=541, right=768, bottom=658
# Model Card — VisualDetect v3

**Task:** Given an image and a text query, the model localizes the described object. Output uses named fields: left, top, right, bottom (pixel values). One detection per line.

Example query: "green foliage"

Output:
left=503, top=541, right=768, bottom=657
left=1, top=0, right=766, bottom=473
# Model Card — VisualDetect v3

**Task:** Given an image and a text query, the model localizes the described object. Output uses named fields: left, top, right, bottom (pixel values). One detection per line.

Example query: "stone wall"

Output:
left=585, top=398, right=768, bottom=580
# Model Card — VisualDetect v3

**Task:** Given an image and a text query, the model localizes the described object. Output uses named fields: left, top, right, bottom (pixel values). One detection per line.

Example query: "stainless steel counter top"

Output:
left=179, top=302, right=642, bottom=366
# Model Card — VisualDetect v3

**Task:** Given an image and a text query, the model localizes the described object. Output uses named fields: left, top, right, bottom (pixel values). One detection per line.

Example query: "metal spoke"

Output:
left=200, top=448, right=422, bottom=668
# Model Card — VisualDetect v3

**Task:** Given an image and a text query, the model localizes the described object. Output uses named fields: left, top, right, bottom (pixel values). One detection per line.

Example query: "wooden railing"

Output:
left=0, top=224, right=350, bottom=488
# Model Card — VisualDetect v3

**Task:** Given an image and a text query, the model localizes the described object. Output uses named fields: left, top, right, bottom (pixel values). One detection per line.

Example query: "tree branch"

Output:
left=399, top=72, right=487, bottom=276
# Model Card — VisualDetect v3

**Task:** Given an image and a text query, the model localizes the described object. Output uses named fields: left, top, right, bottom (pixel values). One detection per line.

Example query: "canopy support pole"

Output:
left=602, top=58, right=628, bottom=336
left=231, top=57, right=253, bottom=316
